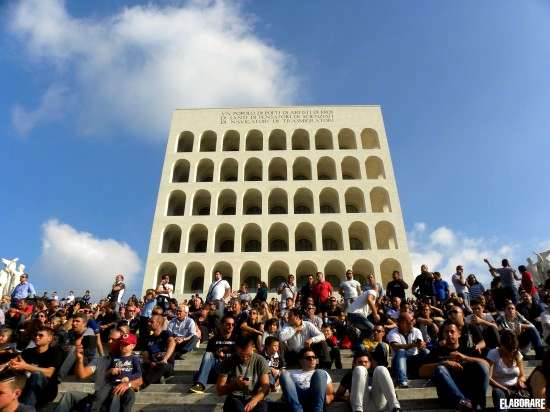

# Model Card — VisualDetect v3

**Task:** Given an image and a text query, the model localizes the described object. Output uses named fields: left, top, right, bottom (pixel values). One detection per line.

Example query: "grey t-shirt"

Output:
left=219, top=352, right=269, bottom=397
left=495, top=267, right=517, bottom=289
left=452, top=273, right=468, bottom=295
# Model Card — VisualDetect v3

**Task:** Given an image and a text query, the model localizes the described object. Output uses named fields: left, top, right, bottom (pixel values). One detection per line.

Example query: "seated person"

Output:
left=167, top=305, right=199, bottom=358
left=58, top=313, right=98, bottom=379
left=335, top=350, right=400, bottom=412
left=304, top=305, right=323, bottom=331
left=142, top=314, right=175, bottom=387
left=527, top=348, right=549, bottom=407
left=360, top=325, right=390, bottom=368
left=0, top=370, right=33, bottom=412
left=487, top=330, right=527, bottom=411
left=387, top=312, right=428, bottom=388
left=0, top=329, right=18, bottom=364
left=516, top=290, right=545, bottom=333
left=415, top=303, right=440, bottom=347
left=9, top=327, right=63, bottom=408
left=465, top=299, right=500, bottom=349
left=496, top=303, right=544, bottom=359
left=421, top=322, right=489, bottom=411
left=261, top=336, right=285, bottom=390
left=280, top=348, right=334, bottom=412
left=216, top=336, right=270, bottom=412
left=321, top=323, right=342, bottom=369
left=189, top=315, right=237, bottom=393
left=279, top=309, right=331, bottom=369
left=445, top=305, right=486, bottom=355
left=92, top=333, right=141, bottom=411
left=261, top=318, right=279, bottom=351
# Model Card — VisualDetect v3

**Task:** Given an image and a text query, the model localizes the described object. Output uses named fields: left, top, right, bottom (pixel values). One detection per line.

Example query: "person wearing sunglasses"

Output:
left=9, top=326, right=63, bottom=407
left=189, top=314, right=237, bottom=394
left=280, top=348, right=334, bottom=412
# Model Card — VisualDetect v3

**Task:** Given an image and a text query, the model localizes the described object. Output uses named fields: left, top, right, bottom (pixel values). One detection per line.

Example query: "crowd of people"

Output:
left=0, top=261, right=549, bottom=412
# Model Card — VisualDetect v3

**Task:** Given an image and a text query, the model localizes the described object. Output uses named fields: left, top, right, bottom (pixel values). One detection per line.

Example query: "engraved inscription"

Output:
left=220, top=109, right=334, bottom=125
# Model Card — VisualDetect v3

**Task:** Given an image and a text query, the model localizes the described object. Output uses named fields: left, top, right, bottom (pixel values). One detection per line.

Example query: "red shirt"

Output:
left=312, top=281, right=332, bottom=304
left=521, top=271, right=537, bottom=296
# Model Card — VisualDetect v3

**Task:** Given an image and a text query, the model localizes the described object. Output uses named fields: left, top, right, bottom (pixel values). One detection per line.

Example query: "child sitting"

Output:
left=92, top=333, right=141, bottom=410
left=261, top=336, right=285, bottom=391
left=322, top=323, right=343, bottom=369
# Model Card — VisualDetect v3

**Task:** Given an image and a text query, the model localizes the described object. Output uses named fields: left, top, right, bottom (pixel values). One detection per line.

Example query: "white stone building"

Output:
left=141, top=106, right=413, bottom=299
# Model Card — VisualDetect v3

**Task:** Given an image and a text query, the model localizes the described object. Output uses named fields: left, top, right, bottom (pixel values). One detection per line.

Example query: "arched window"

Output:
left=188, top=224, right=208, bottom=252
left=292, top=157, right=312, bottom=180
left=361, top=128, right=380, bottom=149
left=196, top=159, right=214, bottom=182
left=322, top=222, right=344, bottom=251
left=291, top=129, right=310, bottom=150
left=220, top=159, right=238, bottom=182
left=365, top=156, right=386, bottom=179
left=269, top=158, right=287, bottom=181
left=244, top=158, right=262, bottom=181
left=167, top=191, right=186, bottom=216
left=184, top=262, right=204, bottom=293
left=158, top=262, right=177, bottom=289
left=375, top=221, right=398, bottom=249
left=380, top=258, right=403, bottom=287
left=296, top=260, right=318, bottom=287
left=161, top=225, right=181, bottom=253
left=212, top=262, right=233, bottom=287
left=295, top=223, right=316, bottom=251
left=241, top=223, right=262, bottom=252
left=338, top=128, right=356, bottom=149
left=348, top=222, right=371, bottom=250
left=269, top=129, right=286, bottom=150
left=319, top=188, right=340, bottom=213
left=341, top=157, right=361, bottom=179
left=172, top=160, right=190, bottom=183
left=243, top=189, right=262, bottom=215
left=370, top=187, right=392, bottom=213
left=293, top=188, right=313, bottom=214
left=177, top=131, right=194, bottom=152
left=268, top=189, right=288, bottom=214
left=268, top=223, right=289, bottom=251
left=222, top=130, right=239, bottom=151
left=217, top=189, right=236, bottom=215
left=200, top=130, right=217, bottom=151
left=345, top=187, right=366, bottom=213
left=246, top=130, right=263, bottom=151
left=215, top=224, right=235, bottom=252
left=268, top=261, right=290, bottom=292
left=317, top=157, right=336, bottom=180
left=315, top=129, right=333, bottom=150
left=192, top=190, right=211, bottom=215
left=324, top=260, right=346, bottom=287
left=352, top=259, right=375, bottom=282
left=240, top=262, right=260, bottom=292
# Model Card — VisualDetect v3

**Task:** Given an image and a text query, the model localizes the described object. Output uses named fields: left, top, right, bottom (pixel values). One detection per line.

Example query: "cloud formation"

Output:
left=8, top=0, right=297, bottom=138
left=33, top=219, right=142, bottom=298
left=408, top=223, right=518, bottom=285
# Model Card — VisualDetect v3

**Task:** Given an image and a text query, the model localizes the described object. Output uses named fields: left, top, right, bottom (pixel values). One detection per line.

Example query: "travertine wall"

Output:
left=141, top=106, right=412, bottom=299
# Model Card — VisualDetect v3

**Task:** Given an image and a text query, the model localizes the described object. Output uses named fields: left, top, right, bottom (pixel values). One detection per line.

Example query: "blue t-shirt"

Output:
left=87, top=319, right=100, bottom=334
left=109, top=354, right=141, bottom=384
left=433, top=280, right=449, bottom=301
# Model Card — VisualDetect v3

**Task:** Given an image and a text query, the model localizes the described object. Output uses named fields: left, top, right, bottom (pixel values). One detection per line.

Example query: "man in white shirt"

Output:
left=280, top=348, right=334, bottom=412
left=347, top=290, right=379, bottom=341
left=206, top=271, right=231, bottom=318
left=387, top=312, right=428, bottom=388
left=156, top=275, right=174, bottom=311
left=452, top=265, right=471, bottom=313
left=66, top=291, right=75, bottom=304
left=340, top=270, right=362, bottom=308
left=279, top=308, right=331, bottom=369
left=278, top=275, right=297, bottom=309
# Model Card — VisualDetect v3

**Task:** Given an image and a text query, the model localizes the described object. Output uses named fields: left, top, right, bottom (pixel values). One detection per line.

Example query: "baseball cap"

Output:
left=119, top=334, right=137, bottom=346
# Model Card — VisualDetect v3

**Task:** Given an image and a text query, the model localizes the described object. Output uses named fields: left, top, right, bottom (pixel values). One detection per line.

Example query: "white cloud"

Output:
left=408, top=223, right=518, bottom=286
left=33, top=219, right=142, bottom=298
left=8, top=0, right=297, bottom=138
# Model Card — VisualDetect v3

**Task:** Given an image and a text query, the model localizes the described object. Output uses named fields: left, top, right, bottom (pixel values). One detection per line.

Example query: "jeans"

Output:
left=92, top=383, right=136, bottom=412
left=280, top=369, right=327, bottom=412
left=223, top=395, right=268, bottom=412
left=432, top=362, right=489, bottom=409
left=20, top=372, right=54, bottom=407
left=175, top=335, right=199, bottom=355
left=195, top=351, right=221, bottom=385
left=391, top=348, right=429, bottom=385
left=142, top=362, right=173, bottom=387
left=348, top=313, right=374, bottom=340
left=54, top=391, right=89, bottom=412
left=519, top=326, right=545, bottom=359
left=492, top=387, right=509, bottom=412
left=329, top=346, right=342, bottom=369
left=350, top=366, right=400, bottom=412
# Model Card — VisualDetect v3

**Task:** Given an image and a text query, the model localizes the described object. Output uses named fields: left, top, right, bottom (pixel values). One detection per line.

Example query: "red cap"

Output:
left=119, top=334, right=137, bottom=346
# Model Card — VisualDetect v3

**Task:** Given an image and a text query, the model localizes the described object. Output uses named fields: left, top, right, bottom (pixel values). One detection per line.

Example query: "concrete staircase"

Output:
left=53, top=344, right=541, bottom=411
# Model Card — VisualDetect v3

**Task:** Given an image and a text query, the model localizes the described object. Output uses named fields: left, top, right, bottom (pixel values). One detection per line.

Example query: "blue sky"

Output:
left=1, top=0, right=549, bottom=299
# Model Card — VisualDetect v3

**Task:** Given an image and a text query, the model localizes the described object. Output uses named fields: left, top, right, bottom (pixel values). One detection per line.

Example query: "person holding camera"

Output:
left=155, top=275, right=173, bottom=312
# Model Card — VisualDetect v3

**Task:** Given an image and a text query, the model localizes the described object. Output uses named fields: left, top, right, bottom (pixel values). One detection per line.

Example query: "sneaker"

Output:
left=189, top=383, right=206, bottom=394
left=457, top=399, right=474, bottom=412
left=397, top=382, right=409, bottom=389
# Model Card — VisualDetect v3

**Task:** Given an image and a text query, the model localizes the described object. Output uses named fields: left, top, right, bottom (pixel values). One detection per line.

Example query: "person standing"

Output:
left=277, top=275, right=297, bottom=309
left=155, top=275, right=173, bottom=312
left=411, top=265, right=434, bottom=302
left=518, top=265, right=539, bottom=302
left=206, top=271, right=231, bottom=318
left=339, top=270, right=361, bottom=308
left=11, top=274, right=36, bottom=304
left=386, top=270, right=408, bottom=300
left=432, top=272, right=450, bottom=304
left=484, top=258, right=520, bottom=304
left=312, top=272, right=332, bottom=315
left=452, top=265, right=470, bottom=312
left=108, top=274, right=126, bottom=311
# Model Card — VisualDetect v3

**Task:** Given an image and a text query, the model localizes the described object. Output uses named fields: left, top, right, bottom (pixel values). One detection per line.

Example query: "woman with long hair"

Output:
left=467, top=274, right=485, bottom=302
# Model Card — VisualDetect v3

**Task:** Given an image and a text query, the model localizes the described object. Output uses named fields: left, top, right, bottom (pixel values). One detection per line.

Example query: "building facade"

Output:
left=141, top=106, right=413, bottom=299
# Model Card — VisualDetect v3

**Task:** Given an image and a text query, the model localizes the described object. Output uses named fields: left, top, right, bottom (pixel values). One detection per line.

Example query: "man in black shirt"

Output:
left=190, top=315, right=237, bottom=394
left=446, top=306, right=485, bottom=355
left=423, top=323, right=489, bottom=411
left=59, top=313, right=98, bottom=379
left=411, top=265, right=434, bottom=302
left=142, top=315, right=175, bottom=387
left=297, top=274, right=315, bottom=308
left=386, top=271, right=408, bottom=300
left=9, top=327, right=63, bottom=407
